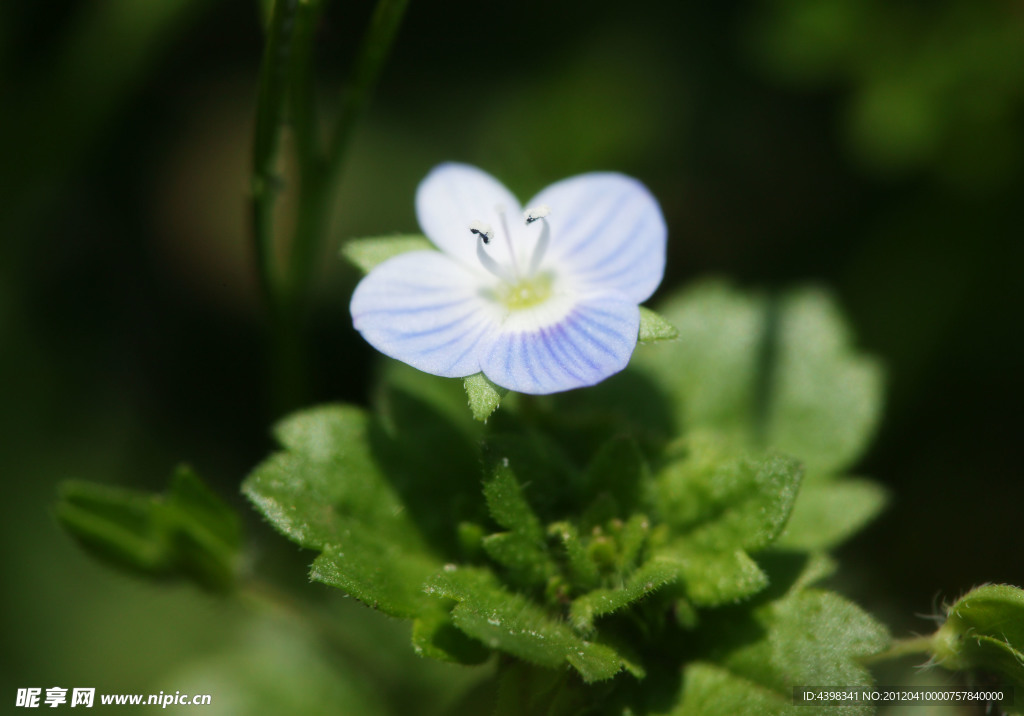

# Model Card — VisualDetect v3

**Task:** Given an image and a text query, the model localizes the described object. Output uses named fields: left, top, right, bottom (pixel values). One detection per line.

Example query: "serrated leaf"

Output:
left=776, top=478, right=888, bottom=550
left=244, top=406, right=421, bottom=551
left=482, top=458, right=556, bottom=588
left=55, top=465, right=242, bottom=592
left=311, top=541, right=438, bottom=619
left=426, top=567, right=630, bottom=683
left=637, top=281, right=883, bottom=474
left=706, top=589, right=889, bottom=713
left=638, top=306, right=679, bottom=344
left=570, top=559, right=680, bottom=631
left=341, top=234, right=434, bottom=274
left=636, top=281, right=765, bottom=441
left=676, top=662, right=794, bottom=716
left=933, top=584, right=1024, bottom=692
left=411, top=607, right=491, bottom=665
left=243, top=403, right=471, bottom=624
left=764, top=289, right=884, bottom=474
left=484, top=460, right=545, bottom=539
left=655, top=444, right=804, bottom=553
left=549, top=521, right=600, bottom=590
left=661, top=548, right=769, bottom=606
left=465, top=372, right=509, bottom=422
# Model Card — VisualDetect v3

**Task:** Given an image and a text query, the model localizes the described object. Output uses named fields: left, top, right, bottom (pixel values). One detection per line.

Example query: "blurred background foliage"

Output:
left=1, top=0, right=1021, bottom=711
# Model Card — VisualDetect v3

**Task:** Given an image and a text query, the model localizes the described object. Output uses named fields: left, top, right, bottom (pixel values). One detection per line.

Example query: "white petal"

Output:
left=480, top=293, right=640, bottom=395
left=350, top=251, right=497, bottom=378
left=527, top=173, right=666, bottom=304
left=415, top=163, right=524, bottom=269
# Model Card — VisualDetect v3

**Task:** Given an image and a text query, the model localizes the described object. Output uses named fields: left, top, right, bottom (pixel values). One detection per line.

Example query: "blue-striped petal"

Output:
left=527, top=173, right=666, bottom=304
left=416, top=163, right=524, bottom=270
left=480, top=293, right=640, bottom=394
left=350, top=251, right=497, bottom=378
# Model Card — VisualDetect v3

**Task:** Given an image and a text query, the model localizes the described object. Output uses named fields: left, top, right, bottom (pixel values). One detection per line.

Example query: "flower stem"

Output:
left=250, top=0, right=410, bottom=412
left=287, top=0, right=411, bottom=304
left=251, top=0, right=300, bottom=316
left=862, top=634, right=936, bottom=664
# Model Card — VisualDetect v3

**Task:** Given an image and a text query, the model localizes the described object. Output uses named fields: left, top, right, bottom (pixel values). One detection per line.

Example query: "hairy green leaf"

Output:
left=427, top=567, right=631, bottom=682
left=55, top=465, right=242, bottom=592
left=676, top=662, right=793, bottom=716
left=706, top=589, right=889, bottom=712
left=655, top=443, right=803, bottom=553
left=637, top=281, right=883, bottom=474
left=570, top=559, right=680, bottom=631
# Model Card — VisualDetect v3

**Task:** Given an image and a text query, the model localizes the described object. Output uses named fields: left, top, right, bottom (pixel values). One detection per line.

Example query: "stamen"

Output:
left=523, top=205, right=550, bottom=224
left=474, top=227, right=514, bottom=283
left=468, top=220, right=493, bottom=244
left=525, top=206, right=552, bottom=275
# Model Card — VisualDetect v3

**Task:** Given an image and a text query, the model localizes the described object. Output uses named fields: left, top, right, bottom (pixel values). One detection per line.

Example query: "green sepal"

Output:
left=55, top=465, right=242, bottom=592
left=932, top=584, right=1024, bottom=693
left=464, top=372, right=510, bottom=422
left=638, top=305, right=679, bottom=344
left=342, top=234, right=434, bottom=274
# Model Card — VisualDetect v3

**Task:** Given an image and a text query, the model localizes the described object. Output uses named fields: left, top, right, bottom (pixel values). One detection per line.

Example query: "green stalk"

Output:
left=287, top=0, right=411, bottom=303
left=251, top=0, right=301, bottom=314
left=251, top=0, right=410, bottom=412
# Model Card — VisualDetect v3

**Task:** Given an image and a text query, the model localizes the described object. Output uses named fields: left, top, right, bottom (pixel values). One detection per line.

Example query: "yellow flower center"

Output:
left=495, top=272, right=554, bottom=311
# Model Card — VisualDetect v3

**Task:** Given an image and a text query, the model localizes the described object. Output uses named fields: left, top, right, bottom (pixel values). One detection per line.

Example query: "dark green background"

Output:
left=2, top=0, right=1021, bottom=708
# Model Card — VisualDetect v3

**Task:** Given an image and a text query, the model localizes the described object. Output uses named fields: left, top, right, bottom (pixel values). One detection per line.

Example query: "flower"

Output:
left=350, top=163, right=667, bottom=394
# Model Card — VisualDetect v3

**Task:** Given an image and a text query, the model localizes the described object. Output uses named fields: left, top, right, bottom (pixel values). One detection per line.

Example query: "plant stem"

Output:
left=251, top=0, right=300, bottom=316
left=862, top=634, right=936, bottom=664
left=251, top=0, right=410, bottom=413
left=287, top=0, right=411, bottom=302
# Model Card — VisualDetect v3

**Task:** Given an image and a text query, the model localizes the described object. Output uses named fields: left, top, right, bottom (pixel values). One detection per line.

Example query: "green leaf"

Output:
left=55, top=465, right=242, bottom=592
left=637, top=281, right=766, bottom=442
left=776, top=478, right=888, bottom=550
left=481, top=458, right=557, bottom=588
left=661, top=548, right=769, bottom=607
left=243, top=404, right=458, bottom=623
left=411, top=606, right=491, bottom=665
left=655, top=442, right=804, bottom=553
left=932, top=584, right=1024, bottom=693
left=244, top=405, right=422, bottom=552
left=676, top=662, right=793, bottom=716
left=637, top=280, right=884, bottom=474
left=311, top=541, right=438, bottom=619
left=341, top=234, right=434, bottom=274
left=464, top=372, right=509, bottom=422
left=764, top=288, right=884, bottom=474
left=703, top=589, right=889, bottom=713
left=427, top=567, right=631, bottom=682
left=638, top=306, right=679, bottom=344
left=570, top=559, right=680, bottom=631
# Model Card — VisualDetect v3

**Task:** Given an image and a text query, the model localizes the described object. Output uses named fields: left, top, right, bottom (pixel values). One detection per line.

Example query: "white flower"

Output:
left=350, top=163, right=667, bottom=394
